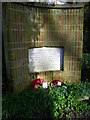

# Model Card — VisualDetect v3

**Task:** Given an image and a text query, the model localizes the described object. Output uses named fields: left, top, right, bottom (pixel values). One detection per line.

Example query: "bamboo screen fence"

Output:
left=3, top=3, right=84, bottom=92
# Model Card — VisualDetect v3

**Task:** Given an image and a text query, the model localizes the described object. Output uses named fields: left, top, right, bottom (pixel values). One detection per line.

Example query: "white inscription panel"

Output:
left=29, top=47, right=63, bottom=73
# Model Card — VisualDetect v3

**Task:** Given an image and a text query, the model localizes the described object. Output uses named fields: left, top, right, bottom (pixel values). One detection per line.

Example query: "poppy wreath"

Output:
left=31, top=78, right=45, bottom=90
left=51, top=79, right=63, bottom=86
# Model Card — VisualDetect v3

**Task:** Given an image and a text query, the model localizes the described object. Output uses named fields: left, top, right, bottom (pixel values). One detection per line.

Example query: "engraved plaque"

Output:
left=29, top=47, right=63, bottom=73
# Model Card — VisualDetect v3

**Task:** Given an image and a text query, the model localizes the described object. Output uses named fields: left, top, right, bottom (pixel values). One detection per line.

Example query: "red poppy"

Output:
left=31, top=78, right=45, bottom=90
left=51, top=79, right=63, bottom=86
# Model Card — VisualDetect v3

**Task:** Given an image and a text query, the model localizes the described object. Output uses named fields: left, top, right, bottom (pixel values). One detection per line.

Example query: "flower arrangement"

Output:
left=30, top=78, right=45, bottom=90
left=31, top=78, right=63, bottom=90
left=51, top=79, right=63, bottom=86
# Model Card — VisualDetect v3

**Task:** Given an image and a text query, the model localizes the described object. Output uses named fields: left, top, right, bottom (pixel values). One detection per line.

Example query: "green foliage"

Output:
left=82, top=53, right=90, bottom=82
left=2, top=82, right=90, bottom=119
left=83, top=2, right=90, bottom=53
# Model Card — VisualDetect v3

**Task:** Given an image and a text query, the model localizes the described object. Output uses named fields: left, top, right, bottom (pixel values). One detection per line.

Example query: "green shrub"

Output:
left=82, top=53, right=90, bottom=82
left=2, top=82, right=90, bottom=119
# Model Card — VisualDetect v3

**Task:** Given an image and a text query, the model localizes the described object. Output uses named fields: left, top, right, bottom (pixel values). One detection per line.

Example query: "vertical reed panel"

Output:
left=3, top=3, right=84, bottom=92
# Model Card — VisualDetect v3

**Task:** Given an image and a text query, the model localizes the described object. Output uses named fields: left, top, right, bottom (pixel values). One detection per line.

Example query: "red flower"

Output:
left=51, top=79, right=63, bottom=86
left=30, top=78, right=45, bottom=90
